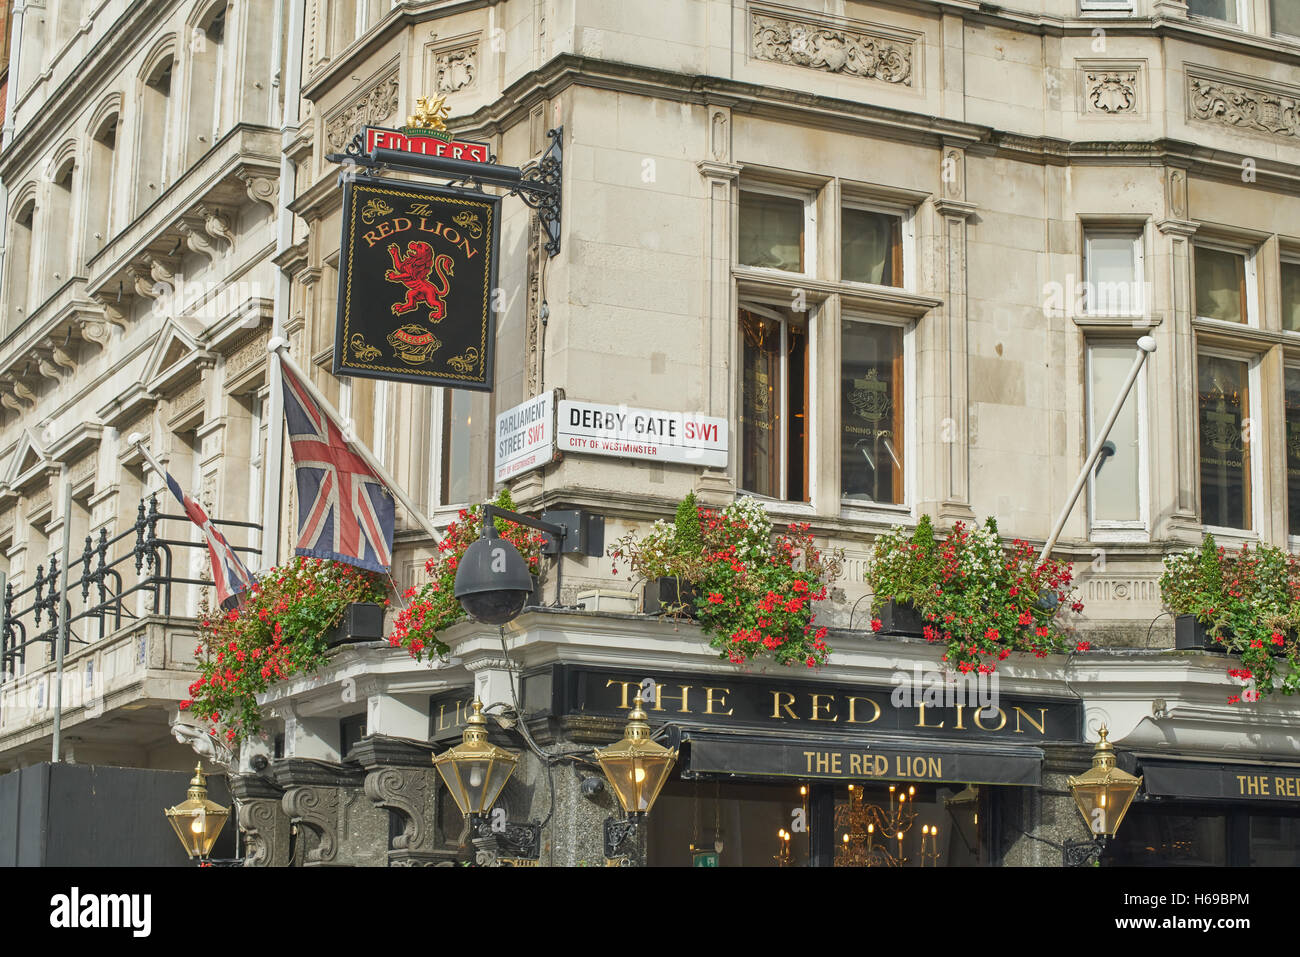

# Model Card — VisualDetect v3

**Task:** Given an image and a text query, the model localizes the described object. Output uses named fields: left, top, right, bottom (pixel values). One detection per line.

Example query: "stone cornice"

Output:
left=295, top=53, right=1300, bottom=201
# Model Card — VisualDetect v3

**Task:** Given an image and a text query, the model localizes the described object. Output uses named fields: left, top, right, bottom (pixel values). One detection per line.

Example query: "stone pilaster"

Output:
left=275, top=758, right=390, bottom=867
left=353, top=734, right=459, bottom=867
left=231, top=773, right=291, bottom=868
left=933, top=146, right=977, bottom=525
left=697, top=148, right=741, bottom=506
left=1156, top=203, right=1201, bottom=543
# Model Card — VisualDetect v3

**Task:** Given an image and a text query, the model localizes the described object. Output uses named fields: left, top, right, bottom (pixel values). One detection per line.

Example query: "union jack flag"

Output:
left=163, top=472, right=256, bottom=611
left=281, top=363, right=395, bottom=573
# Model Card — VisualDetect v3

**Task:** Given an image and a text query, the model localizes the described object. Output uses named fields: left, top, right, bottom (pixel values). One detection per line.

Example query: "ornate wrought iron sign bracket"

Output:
left=327, top=127, right=563, bottom=258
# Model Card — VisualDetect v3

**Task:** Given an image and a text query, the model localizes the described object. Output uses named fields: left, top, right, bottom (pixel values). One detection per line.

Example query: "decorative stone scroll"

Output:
left=750, top=9, right=914, bottom=87
left=326, top=68, right=401, bottom=151
left=1187, top=70, right=1300, bottom=141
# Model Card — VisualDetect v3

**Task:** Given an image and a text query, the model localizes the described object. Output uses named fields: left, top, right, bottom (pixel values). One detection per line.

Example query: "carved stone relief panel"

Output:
left=325, top=66, right=400, bottom=152
left=749, top=6, right=917, bottom=87
left=1187, top=68, right=1300, bottom=140
left=1078, top=61, right=1144, bottom=116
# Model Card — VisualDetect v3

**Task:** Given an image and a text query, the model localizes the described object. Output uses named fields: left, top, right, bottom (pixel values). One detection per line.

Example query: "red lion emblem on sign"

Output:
left=384, top=241, right=455, bottom=319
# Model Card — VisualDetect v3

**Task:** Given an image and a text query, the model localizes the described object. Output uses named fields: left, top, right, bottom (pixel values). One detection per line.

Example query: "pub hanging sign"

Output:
left=333, top=176, right=500, bottom=390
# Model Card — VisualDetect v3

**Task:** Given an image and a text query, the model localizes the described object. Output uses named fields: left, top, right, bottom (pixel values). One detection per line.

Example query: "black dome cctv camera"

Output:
left=454, top=523, right=534, bottom=625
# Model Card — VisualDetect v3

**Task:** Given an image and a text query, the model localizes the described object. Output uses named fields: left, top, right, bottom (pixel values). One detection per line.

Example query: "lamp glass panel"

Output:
left=435, top=762, right=473, bottom=816
left=482, top=759, right=515, bottom=813
left=636, top=757, right=675, bottom=812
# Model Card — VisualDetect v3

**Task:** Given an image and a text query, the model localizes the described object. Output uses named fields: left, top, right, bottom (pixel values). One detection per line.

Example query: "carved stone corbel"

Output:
left=77, top=318, right=110, bottom=347
left=50, top=343, right=77, bottom=371
left=352, top=735, right=454, bottom=866
left=197, top=204, right=236, bottom=248
left=177, top=221, right=219, bottom=262
left=231, top=774, right=291, bottom=867
left=275, top=758, right=390, bottom=867
left=237, top=171, right=278, bottom=211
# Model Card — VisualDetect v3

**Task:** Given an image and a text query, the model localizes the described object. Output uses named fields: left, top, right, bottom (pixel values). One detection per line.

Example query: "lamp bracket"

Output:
left=1062, top=837, right=1105, bottom=867
left=603, top=816, right=639, bottom=859
left=471, top=814, right=542, bottom=861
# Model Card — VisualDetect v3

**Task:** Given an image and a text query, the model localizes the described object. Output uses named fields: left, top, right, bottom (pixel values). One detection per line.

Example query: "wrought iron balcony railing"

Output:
left=0, top=495, right=260, bottom=679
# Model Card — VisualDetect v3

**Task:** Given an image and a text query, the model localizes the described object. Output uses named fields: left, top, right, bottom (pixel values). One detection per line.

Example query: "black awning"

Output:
left=1134, top=756, right=1300, bottom=804
left=681, top=729, right=1043, bottom=787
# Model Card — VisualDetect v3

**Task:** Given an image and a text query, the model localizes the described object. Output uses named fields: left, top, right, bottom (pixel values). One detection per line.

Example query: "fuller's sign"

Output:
left=334, top=178, right=500, bottom=390
left=557, top=400, right=727, bottom=467
left=364, top=126, right=490, bottom=164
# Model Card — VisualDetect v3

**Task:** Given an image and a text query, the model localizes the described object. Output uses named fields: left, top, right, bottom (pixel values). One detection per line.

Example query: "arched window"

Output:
left=47, top=158, right=76, bottom=296
left=135, top=55, right=174, bottom=214
left=186, top=3, right=226, bottom=167
left=7, top=199, right=37, bottom=334
left=85, top=113, right=118, bottom=259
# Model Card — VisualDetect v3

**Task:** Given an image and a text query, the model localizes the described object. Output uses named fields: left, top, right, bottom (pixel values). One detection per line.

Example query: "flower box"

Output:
left=1173, top=614, right=1229, bottom=652
left=326, top=602, right=386, bottom=648
left=876, top=599, right=925, bottom=638
left=644, top=577, right=697, bottom=618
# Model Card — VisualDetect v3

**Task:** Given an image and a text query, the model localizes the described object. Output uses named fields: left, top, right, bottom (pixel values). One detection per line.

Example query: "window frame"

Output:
left=838, top=312, right=915, bottom=521
left=736, top=297, right=817, bottom=508
left=1085, top=340, right=1150, bottom=541
left=427, top=387, right=482, bottom=512
left=1195, top=345, right=1263, bottom=538
left=839, top=198, right=915, bottom=294
left=1186, top=0, right=1248, bottom=28
left=1193, top=240, right=1258, bottom=328
left=1280, top=252, right=1300, bottom=335
left=1271, top=0, right=1300, bottom=41
left=736, top=182, right=817, bottom=279
left=1285, top=361, right=1300, bottom=551
left=1084, top=228, right=1146, bottom=318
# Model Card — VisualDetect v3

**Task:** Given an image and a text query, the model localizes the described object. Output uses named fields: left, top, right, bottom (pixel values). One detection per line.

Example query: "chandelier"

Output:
left=834, top=783, right=940, bottom=867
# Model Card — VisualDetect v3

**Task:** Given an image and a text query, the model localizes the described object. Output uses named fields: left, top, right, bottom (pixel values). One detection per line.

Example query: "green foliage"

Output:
left=181, top=558, right=388, bottom=744
left=1160, top=536, right=1300, bottom=703
left=866, top=516, right=1085, bottom=674
left=674, top=491, right=703, bottom=558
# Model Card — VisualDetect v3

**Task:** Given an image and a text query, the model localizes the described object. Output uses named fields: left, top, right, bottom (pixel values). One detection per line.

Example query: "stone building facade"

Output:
left=2, top=0, right=1300, bottom=865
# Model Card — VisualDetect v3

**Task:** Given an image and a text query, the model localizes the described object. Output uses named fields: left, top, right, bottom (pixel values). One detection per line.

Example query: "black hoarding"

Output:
left=334, top=177, right=499, bottom=390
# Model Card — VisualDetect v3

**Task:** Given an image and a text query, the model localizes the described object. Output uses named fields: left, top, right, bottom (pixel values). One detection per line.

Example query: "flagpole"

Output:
left=266, top=338, right=443, bottom=546
left=123, top=437, right=172, bottom=489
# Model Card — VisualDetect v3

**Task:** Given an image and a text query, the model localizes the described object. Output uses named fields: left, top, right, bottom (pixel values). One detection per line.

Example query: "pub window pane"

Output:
left=1282, top=261, right=1300, bottom=333
left=647, top=778, right=811, bottom=867
left=1287, top=369, right=1300, bottom=537
left=740, top=306, right=808, bottom=502
left=1274, top=0, right=1300, bottom=37
left=440, top=388, right=473, bottom=506
left=1194, top=246, right=1247, bottom=324
left=1188, top=0, right=1238, bottom=22
left=841, top=321, right=904, bottom=505
left=1197, top=354, right=1252, bottom=530
left=739, top=191, right=805, bottom=273
left=1089, top=344, right=1143, bottom=525
left=842, top=207, right=902, bottom=287
left=832, top=783, right=985, bottom=867
left=1107, top=808, right=1228, bottom=866
left=1085, top=232, right=1142, bottom=315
